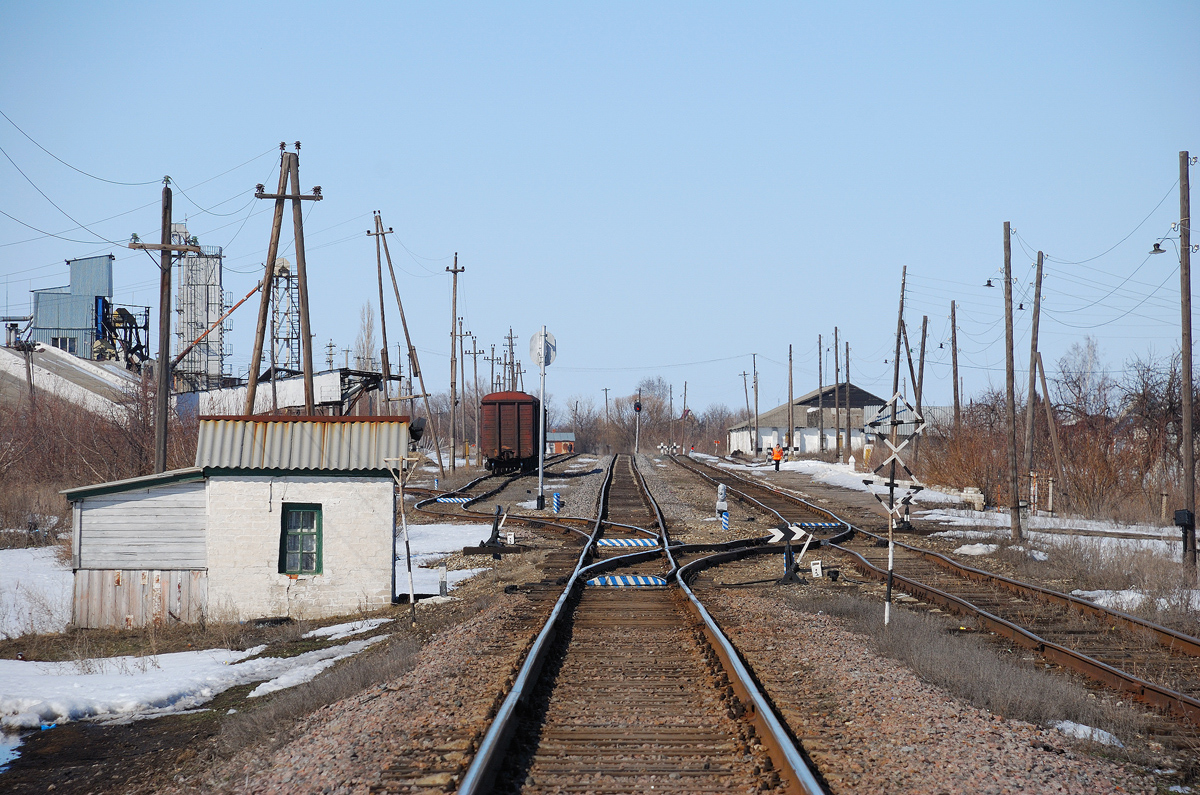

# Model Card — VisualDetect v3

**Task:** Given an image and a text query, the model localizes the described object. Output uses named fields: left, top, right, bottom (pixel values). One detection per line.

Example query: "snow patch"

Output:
left=247, top=635, right=387, bottom=697
left=1052, top=720, right=1124, bottom=747
left=954, top=543, right=998, bottom=556
left=302, top=618, right=393, bottom=641
left=0, top=548, right=73, bottom=638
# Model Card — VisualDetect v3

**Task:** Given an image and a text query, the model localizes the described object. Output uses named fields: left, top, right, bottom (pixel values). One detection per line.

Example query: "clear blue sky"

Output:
left=1, top=2, right=1197, bottom=416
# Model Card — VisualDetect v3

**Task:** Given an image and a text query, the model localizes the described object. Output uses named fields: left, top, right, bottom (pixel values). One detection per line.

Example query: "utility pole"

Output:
left=818, top=334, right=824, bottom=452
left=682, top=381, right=688, bottom=452
left=326, top=339, right=335, bottom=370
left=787, top=344, right=794, bottom=460
left=447, top=255, right=463, bottom=472
left=458, top=317, right=470, bottom=459
left=465, top=335, right=483, bottom=465
left=740, top=371, right=752, bottom=454
left=845, top=341, right=852, bottom=465
left=951, top=300, right=961, bottom=431
left=884, top=265, right=907, bottom=625
left=1022, top=252, right=1044, bottom=491
left=244, top=144, right=322, bottom=415
left=752, top=354, right=759, bottom=458
left=834, top=328, right=841, bottom=462
left=505, top=328, right=517, bottom=390
left=489, top=344, right=497, bottom=393
left=1004, top=221, right=1023, bottom=542
left=914, top=316, right=927, bottom=465
left=669, top=384, right=674, bottom=453
left=1181, top=150, right=1195, bottom=567
left=1037, top=351, right=1067, bottom=502
left=373, top=213, right=445, bottom=477
left=129, top=179, right=201, bottom=473
left=368, top=220, right=393, bottom=413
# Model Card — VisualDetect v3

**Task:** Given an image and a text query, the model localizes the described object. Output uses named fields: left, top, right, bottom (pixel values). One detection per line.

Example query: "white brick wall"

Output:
left=205, top=474, right=394, bottom=622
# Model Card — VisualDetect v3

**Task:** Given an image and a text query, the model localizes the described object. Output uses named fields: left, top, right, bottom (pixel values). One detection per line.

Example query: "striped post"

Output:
left=722, top=511, right=729, bottom=531
left=434, top=477, right=438, bottom=490
left=553, top=493, right=562, bottom=513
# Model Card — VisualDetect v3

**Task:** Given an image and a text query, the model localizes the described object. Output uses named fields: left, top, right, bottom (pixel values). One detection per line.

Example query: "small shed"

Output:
left=545, top=431, right=575, bottom=454
left=64, top=416, right=409, bottom=629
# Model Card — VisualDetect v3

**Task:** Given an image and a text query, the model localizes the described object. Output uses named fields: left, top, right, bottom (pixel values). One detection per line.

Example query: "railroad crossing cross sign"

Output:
left=863, top=391, right=927, bottom=517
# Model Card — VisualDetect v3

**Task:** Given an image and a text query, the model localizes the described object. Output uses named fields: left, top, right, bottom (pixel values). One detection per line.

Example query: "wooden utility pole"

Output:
left=369, top=221, right=393, bottom=414
left=505, top=328, right=517, bottom=390
left=244, top=145, right=322, bottom=415
left=1003, top=221, right=1023, bottom=541
left=833, top=328, right=841, bottom=461
left=951, top=300, right=961, bottom=431
left=787, top=344, right=794, bottom=459
left=1037, top=352, right=1067, bottom=501
left=740, top=371, right=752, bottom=453
left=1022, top=252, right=1044, bottom=487
left=1181, top=150, right=1195, bottom=567
left=447, top=255, right=463, bottom=472
left=752, top=354, right=760, bottom=457
left=818, top=334, right=824, bottom=452
left=682, top=381, right=688, bottom=451
left=458, top=317, right=470, bottom=459
left=128, top=180, right=200, bottom=473
left=374, top=213, right=445, bottom=477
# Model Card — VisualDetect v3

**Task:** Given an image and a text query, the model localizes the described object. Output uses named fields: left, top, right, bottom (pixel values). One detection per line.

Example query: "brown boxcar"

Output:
left=480, top=391, right=542, bottom=472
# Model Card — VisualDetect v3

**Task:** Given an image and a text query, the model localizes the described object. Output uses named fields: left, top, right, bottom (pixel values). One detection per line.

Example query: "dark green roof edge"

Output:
left=203, top=467, right=395, bottom=479
left=61, top=467, right=206, bottom=501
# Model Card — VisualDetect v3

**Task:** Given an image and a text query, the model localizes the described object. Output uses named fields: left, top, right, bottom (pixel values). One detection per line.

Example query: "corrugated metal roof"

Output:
left=195, top=417, right=409, bottom=471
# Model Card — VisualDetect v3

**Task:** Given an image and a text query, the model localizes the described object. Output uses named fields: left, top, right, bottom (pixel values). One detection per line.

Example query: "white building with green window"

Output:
left=63, top=416, right=409, bottom=629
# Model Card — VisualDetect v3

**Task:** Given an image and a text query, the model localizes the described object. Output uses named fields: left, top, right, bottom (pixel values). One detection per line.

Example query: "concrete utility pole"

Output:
left=913, top=316, right=927, bottom=465
left=740, top=371, right=752, bottom=453
left=369, top=222, right=393, bottom=413
left=845, top=341, right=851, bottom=465
left=818, top=334, right=824, bottom=452
left=951, top=300, right=961, bottom=431
left=1022, top=252, right=1044, bottom=488
left=447, top=255, right=463, bottom=472
left=669, top=384, right=674, bottom=452
left=1181, top=151, right=1195, bottom=567
left=373, top=213, right=445, bottom=477
left=458, top=317, right=470, bottom=459
left=682, top=381, right=688, bottom=452
left=787, top=344, right=794, bottom=459
left=465, top=335, right=483, bottom=465
left=244, top=144, right=322, bottom=415
left=505, top=328, right=517, bottom=390
left=1003, top=221, right=1023, bottom=542
left=834, top=327, right=841, bottom=461
left=752, top=354, right=759, bottom=457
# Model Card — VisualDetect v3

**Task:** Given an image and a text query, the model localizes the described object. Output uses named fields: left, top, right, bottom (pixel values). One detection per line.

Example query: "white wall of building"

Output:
left=205, top=474, right=394, bottom=621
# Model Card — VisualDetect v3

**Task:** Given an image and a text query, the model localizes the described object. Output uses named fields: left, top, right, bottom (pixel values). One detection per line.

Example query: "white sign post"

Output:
left=530, top=327, right=556, bottom=510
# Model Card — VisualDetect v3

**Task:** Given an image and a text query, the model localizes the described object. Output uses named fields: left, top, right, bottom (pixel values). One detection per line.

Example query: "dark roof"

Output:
left=727, top=382, right=888, bottom=432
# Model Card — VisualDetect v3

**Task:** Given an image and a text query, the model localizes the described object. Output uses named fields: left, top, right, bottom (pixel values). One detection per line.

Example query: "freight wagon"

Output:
left=480, top=391, right=542, bottom=473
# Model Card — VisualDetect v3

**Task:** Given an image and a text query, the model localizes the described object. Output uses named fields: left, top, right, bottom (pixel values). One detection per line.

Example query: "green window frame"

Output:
left=279, top=503, right=322, bottom=575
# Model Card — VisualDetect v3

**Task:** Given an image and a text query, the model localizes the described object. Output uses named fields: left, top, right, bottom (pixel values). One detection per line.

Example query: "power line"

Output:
left=0, top=107, right=160, bottom=186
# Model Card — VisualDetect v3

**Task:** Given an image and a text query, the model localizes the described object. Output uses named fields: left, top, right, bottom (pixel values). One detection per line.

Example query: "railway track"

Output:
left=670, top=454, right=1200, bottom=740
left=459, top=454, right=825, bottom=794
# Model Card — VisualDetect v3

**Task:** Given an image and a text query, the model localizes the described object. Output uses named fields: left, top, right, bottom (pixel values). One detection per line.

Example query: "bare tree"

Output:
left=354, top=302, right=378, bottom=372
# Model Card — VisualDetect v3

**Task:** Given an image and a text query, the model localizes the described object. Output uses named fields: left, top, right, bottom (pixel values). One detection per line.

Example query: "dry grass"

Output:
left=786, top=592, right=1149, bottom=748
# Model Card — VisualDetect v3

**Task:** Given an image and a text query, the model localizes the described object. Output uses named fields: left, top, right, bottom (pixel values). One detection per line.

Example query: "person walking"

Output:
left=772, top=444, right=783, bottom=471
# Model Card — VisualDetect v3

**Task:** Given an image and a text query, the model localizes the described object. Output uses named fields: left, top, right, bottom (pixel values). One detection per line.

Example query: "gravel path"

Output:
left=637, top=454, right=775, bottom=543
left=704, top=589, right=1155, bottom=795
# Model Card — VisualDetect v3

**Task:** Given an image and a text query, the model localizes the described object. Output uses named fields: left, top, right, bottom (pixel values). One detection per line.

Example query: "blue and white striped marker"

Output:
left=434, top=477, right=438, bottom=489
left=586, top=574, right=668, bottom=587
left=597, top=538, right=658, bottom=547
left=793, top=521, right=841, bottom=529
left=553, top=492, right=561, bottom=513
left=436, top=496, right=472, bottom=503
left=721, top=511, right=729, bottom=531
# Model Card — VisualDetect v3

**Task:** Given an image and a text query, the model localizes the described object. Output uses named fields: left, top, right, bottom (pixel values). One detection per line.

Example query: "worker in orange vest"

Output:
left=772, top=444, right=783, bottom=471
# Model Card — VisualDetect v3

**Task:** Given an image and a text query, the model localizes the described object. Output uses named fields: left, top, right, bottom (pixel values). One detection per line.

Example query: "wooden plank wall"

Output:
left=78, top=481, right=206, bottom=570
left=73, top=569, right=208, bottom=629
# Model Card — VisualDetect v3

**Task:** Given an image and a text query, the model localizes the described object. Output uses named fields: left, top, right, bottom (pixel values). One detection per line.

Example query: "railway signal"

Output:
left=771, top=522, right=817, bottom=585
left=531, top=327, right=556, bottom=510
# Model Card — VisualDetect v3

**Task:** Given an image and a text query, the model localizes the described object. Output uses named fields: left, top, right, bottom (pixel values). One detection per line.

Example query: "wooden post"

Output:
left=459, top=318, right=469, bottom=458
left=1022, top=251, right=1044, bottom=490
left=154, top=180, right=172, bottom=473
left=951, top=300, right=961, bottom=431
left=370, top=217, right=392, bottom=412
left=1037, top=351, right=1066, bottom=498
left=286, top=151, right=317, bottom=415
left=447, top=255, right=463, bottom=472
left=845, top=341, right=851, bottom=464
left=1004, top=221, right=1023, bottom=542
left=741, top=371, right=752, bottom=453
left=752, top=354, right=759, bottom=457
left=1181, top=150, right=1195, bottom=567
left=914, top=316, right=927, bottom=465
left=375, top=213, right=445, bottom=477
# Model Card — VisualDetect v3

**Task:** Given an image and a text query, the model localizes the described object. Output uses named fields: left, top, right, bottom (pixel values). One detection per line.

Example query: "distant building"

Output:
left=172, top=223, right=228, bottom=392
left=546, top=431, right=575, bottom=454
left=64, top=416, right=410, bottom=629
left=28, top=255, right=113, bottom=358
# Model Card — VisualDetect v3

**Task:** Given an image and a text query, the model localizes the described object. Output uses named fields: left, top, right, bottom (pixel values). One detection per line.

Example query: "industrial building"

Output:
left=172, top=223, right=229, bottom=391
left=64, top=416, right=410, bottom=629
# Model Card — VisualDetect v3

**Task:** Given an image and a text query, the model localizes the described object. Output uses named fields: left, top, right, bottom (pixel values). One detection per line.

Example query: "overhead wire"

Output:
left=0, top=107, right=161, bottom=186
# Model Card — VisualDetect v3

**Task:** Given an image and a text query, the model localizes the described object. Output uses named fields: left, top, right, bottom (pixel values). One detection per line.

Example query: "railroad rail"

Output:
left=671, top=454, right=1200, bottom=732
left=458, top=454, right=825, bottom=794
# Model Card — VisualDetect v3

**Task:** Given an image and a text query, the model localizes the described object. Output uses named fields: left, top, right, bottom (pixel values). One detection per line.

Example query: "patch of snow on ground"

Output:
left=1070, top=589, right=1147, bottom=612
left=396, top=523, right=492, bottom=595
left=302, top=618, right=393, bottom=641
left=0, top=548, right=73, bottom=638
left=0, top=635, right=387, bottom=728
left=247, top=635, right=387, bottom=697
left=1052, top=720, right=1124, bottom=747
left=954, top=543, right=998, bottom=556
left=919, top=507, right=1171, bottom=537
left=716, top=458, right=959, bottom=505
